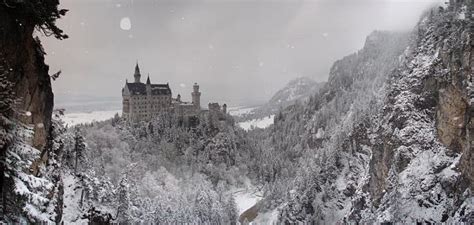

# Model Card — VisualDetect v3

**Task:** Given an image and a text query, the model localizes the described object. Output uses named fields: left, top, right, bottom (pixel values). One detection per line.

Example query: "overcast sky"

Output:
left=43, top=0, right=443, bottom=106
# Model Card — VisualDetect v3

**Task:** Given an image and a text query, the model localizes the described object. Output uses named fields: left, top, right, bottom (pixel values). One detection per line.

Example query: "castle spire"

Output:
left=146, top=74, right=151, bottom=85
left=134, top=62, right=141, bottom=83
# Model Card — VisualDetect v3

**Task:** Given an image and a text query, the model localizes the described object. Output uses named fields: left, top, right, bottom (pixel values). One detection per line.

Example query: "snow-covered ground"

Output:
left=228, top=106, right=257, bottom=117
left=233, top=188, right=262, bottom=215
left=232, top=186, right=281, bottom=224
left=252, top=208, right=279, bottom=225
left=62, top=110, right=121, bottom=126
left=238, top=115, right=275, bottom=131
left=62, top=173, right=89, bottom=224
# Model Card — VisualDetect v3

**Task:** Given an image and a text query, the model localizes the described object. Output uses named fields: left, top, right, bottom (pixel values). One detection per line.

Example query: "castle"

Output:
left=122, top=63, right=226, bottom=123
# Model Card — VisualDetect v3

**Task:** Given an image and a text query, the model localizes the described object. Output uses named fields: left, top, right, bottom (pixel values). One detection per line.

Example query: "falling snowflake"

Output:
left=120, top=17, right=132, bottom=31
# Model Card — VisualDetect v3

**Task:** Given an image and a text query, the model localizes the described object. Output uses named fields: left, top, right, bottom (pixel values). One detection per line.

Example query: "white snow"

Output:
left=252, top=208, right=280, bottom=225
left=120, top=17, right=132, bottom=30
left=233, top=188, right=262, bottom=215
left=238, top=115, right=275, bottom=131
left=62, top=110, right=121, bottom=126
left=228, top=106, right=257, bottom=117
left=62, top=173, right=88, bottom=224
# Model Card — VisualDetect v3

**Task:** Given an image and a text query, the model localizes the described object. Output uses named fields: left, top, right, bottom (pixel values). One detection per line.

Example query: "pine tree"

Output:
left=73, top=127, right=86, bottom=172
left=116, top=175, right=131, bottom=224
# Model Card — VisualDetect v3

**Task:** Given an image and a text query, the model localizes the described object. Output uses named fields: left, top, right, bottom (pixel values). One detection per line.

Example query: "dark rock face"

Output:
left=0, top=6, right=54, bottom=151
left=0, top=3, right=58, bottom=222
left=430, top=16, right=473, bottom=192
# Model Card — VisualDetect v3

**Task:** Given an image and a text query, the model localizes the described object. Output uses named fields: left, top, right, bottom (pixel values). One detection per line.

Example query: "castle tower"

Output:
left=146, top=75, right=151, bottom=95
left=222, top=103, right=227, bottom=114
left=192, top=83, right=201, bottom=110
left=134, top=62, right=141, bottom=83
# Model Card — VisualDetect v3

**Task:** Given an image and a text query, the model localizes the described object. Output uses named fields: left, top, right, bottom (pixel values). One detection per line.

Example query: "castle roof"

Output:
left=125, top=82, right=171, bottom=95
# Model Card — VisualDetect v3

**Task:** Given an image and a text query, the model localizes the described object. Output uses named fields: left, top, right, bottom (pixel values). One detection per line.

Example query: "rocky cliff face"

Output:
left=0, top=5, right=54, bottom=151
left=0, top=1, right=67, bottom=222
left=268, top=3, right=473, bottom=224
left=360, top=8, right=472, bottom=221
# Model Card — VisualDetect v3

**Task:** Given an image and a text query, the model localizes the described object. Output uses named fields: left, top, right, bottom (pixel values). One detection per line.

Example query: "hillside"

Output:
left=265, top=77, right=324, bottom=114
left=251, top=4, right=473, bottom=223
left=234, top=77, right=324, bottom=124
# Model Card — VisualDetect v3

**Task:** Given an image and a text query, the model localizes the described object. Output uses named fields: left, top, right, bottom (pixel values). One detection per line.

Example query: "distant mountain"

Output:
left=233, top=77, right=324, bottom=122
left=267, top=77, right=324, bottom=110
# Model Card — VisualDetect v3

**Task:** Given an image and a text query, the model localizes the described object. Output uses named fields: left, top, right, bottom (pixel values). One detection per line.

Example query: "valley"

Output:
left=0, top=0, right=472, bottom=224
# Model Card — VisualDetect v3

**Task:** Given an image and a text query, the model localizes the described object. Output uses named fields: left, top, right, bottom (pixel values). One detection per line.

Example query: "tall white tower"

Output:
left=192, top=83, right=201, bottom=110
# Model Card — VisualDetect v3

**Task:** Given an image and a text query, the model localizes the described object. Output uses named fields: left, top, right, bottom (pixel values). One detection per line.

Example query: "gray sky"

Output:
left=43, top=0, right=442, bottom=107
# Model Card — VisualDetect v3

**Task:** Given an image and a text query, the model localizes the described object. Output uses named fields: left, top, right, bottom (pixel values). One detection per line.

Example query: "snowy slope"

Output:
left=267, top=77, right=322, bottom=106
left=266, top=5, right=473, bottom=223
left=62, top=173, right=89, bottom=224
left=233, top=77, right=323, bottom=129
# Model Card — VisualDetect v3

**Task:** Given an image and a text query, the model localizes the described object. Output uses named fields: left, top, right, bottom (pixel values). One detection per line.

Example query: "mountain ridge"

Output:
left=253, top=5, right=473, bottom=223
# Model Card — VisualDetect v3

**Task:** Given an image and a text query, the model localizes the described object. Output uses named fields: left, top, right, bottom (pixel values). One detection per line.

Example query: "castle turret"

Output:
left=134, top=62, right=141, bottom=83
left=192, top=83, right=201, bottom=110
left=222, top=103, right=227, bottom=114
left=146, top=75, right=151, bottom=95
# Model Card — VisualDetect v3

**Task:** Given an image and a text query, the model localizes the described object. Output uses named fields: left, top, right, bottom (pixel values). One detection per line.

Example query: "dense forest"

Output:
left=0, top=0, right=473, bottom=224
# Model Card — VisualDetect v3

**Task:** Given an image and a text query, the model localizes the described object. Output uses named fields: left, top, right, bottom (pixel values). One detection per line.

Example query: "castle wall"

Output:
left=127, top=94, right=172, bottom=121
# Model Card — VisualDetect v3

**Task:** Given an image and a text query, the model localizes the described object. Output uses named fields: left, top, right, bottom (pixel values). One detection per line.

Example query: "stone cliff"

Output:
left=0, top=1, right=67, bottom=222
left=0, top=2, right=61, bottom=150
